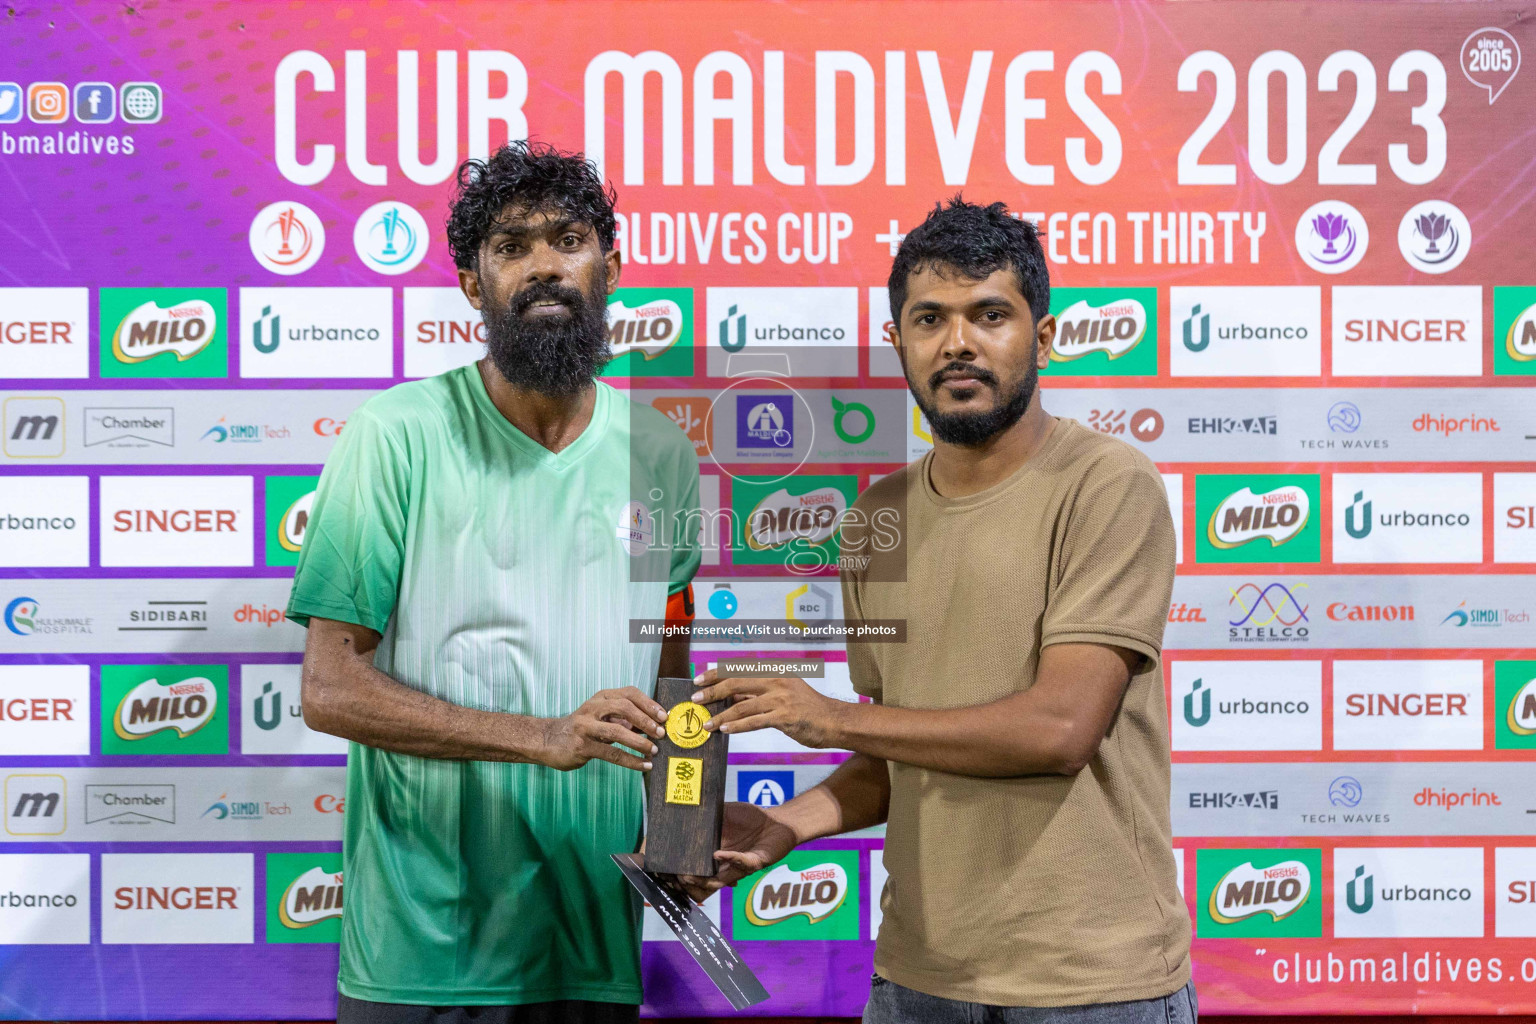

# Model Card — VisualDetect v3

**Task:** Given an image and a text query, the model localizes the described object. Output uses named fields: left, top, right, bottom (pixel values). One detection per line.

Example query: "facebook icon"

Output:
left=73, top=83, right=116, bottom=123
left=737, top=770, right=795, bottom=807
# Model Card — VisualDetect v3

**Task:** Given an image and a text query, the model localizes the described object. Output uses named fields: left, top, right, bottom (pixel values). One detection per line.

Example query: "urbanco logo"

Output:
left=1335, top=848, right=1484, bottom=938
left=239, top=287, right=392, bottom=378
left=1170, top=287, right=1320, bottom=377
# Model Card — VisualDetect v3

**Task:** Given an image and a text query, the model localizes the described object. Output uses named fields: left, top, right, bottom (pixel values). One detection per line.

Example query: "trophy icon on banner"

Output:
left=1311, top=211, right=1348, bottom=256
left=1412, top=211, right=1451, bottom=255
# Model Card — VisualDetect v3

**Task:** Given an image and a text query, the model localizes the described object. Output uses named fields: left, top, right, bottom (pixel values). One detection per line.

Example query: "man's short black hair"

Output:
left=887, top=197, right=1050, bottom=329
left=446, top=140, right=618, bottom=271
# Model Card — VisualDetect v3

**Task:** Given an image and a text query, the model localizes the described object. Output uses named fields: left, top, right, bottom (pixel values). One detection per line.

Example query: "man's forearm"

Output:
left=303, top=653, right=552, bottom=763
left=770, top=752, right=890, bottom=843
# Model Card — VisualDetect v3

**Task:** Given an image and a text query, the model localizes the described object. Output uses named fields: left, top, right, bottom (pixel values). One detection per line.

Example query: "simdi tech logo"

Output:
left=264, top=476, right=319, bottom=568
left=734, top=850, right=859, bottom=940
left=1197, top=848, right=1323, bottom=938
left=1494, top=286, right=1536, bottom=376
left=98, top=287, right=227, bottom=378
left=1044, top=287, right=1157, bottom=377
left=1195, top=474, right=1321, bottom=564
left=99, top=664, right=229, bottom=756
left=266, top=852, right=343, bottom=943
left=603, top=287, right=693, bottom=378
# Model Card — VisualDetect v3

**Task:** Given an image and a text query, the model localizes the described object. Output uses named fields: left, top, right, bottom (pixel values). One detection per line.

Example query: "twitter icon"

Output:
left=0, top=83, right=21, bottom=125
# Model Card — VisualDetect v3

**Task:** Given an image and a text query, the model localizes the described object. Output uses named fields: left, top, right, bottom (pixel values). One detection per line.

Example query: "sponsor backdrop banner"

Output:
left=1, top=0, right=1533, bottom=1017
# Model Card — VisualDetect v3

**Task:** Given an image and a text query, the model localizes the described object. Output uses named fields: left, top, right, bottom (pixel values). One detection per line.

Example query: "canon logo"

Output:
left=1344, top=693, right=1468, bottom=717
left=112, top=509, right=238, bottom=533
left=0, top=697, right=74, bottom=721
left=113, top=885, right=238, bottom=910
left=1326, top=603, right=1415, bottom=622
left=2, top=321, right=73, bottom=344
left=1343, top=319, right=1467, bottom=343
left=313, top=417, right=346, bottom=436
left=313, top=794, right=345, bottom=813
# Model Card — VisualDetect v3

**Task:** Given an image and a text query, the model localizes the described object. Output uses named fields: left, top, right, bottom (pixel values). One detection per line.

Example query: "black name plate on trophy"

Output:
left=644, top=676, right=728, bottom=877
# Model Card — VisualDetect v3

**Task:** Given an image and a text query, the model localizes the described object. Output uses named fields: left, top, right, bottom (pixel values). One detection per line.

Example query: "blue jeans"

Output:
left=862, top=976, right=1198, bottom=1024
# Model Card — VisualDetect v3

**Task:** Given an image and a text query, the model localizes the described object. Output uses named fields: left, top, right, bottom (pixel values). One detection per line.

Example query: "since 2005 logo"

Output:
left=1197, top=475, right=1322, bottom=564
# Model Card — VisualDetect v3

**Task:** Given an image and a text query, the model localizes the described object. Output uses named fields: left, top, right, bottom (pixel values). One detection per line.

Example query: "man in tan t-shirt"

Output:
left=686, top=198, right=1194, bottom=1024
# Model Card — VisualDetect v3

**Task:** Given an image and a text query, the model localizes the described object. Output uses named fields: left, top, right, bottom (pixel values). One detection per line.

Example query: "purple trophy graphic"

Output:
left=1310, top=210, right=1356, bottom=264
left=1413, top=211, right=1457, bottom=263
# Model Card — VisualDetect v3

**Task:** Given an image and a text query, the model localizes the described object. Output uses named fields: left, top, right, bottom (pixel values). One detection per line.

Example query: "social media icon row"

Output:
left=0, top=82, right=162, bottom=125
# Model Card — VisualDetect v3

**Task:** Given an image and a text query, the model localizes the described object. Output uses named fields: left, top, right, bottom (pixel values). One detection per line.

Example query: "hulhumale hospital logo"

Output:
left=250, top=201, right=325, bottom=276
left=4, top=596, right=39, bottom=635
left=1295, top=200, right=1368, bottom=274
left=354, top=202, right=428, bottom=275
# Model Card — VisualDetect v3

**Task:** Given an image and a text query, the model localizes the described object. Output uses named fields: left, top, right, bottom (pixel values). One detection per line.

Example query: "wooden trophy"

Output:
left=644, top=676, right=729, bottom=876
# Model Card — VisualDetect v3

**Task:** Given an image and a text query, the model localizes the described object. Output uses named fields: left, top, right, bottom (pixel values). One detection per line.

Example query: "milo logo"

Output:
left=279, top=866, right=343, bottom=929
left=746, top=486, right=847, bottom=551
left=608, top=297, right=683, bottom=360
left=1208, top=859, right=1312, bottom=924
left=113, top=676, right=218, bottom=740
left=1208, top=486, right=1310, bottom=549
left=744, top=861, right=848, bottom=926
left=1051, top=297, right=1147, bottom=361
left=278, top=490, right=315, bottom=554
left=603, top=287, right=692, bottom=377
left=1506, top=301, right=1536, bottom=362
left=112, top=299, right=218, bottom=363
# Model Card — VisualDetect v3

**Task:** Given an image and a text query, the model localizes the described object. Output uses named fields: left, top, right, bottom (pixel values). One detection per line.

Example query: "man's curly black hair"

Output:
left=887, top=197, right=1050, bottom=329
left=446, top=140, right=618, bottom=271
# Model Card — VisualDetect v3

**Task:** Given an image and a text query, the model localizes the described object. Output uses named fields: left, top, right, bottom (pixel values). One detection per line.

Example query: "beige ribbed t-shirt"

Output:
left=841, top=416, right=1188, bottom=1007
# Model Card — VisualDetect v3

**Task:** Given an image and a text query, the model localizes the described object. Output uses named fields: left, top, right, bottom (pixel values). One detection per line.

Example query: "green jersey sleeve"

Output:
left=285, top=408, right=411, bottom=633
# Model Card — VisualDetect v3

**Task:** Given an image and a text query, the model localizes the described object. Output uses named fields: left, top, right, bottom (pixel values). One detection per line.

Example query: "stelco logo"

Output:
left=745, top=861, right=849, bottom=926
left=608, top=297, right=682, bottom=360
left=111, top=299, right=218, bottom=363
left=746, top=487, right=847, bottom=551
left=1050, top=297, right=1147, bottom=362
left=1208, top=859, right=1312, bottom=924
left=279, top=866, right=343, bottom=929
left=112, top=677, right=217, bottom=741
left=1208, top=486, right=1310, bottom=549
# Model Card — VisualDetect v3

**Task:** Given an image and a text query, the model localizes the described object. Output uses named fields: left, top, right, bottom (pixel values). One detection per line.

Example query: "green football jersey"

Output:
left=286, top=366, right=701, bottom=1005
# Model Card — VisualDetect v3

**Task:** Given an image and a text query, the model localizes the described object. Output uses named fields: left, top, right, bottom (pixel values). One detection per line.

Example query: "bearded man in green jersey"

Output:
left=285, top=141, right=701, bottom=1024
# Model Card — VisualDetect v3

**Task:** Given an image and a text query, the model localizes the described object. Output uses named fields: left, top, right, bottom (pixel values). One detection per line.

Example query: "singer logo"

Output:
left=249, top=201, right=325, bottom=276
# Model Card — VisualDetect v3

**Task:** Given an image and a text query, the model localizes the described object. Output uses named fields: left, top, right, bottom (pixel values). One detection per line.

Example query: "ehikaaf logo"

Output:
left=112, top=677, right=217, bottom=741
left=744, top=861, right=849, bottom=926
left=1197, top=475, right=1321, bottom=563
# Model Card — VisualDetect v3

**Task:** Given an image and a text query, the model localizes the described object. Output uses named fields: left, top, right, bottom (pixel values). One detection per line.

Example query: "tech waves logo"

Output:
left=744, top=861, right=849, bottom=926
left=1207, top=859, right=1313, bottom=924
left=1197, top=475, right=1321, bottom=564
left=112, top=677, right=217, bottom=741
left=1046, top=288, right=1156, bottom=376
left=1227, top=582, right=1310, bottom=643
left=111, top=299, right=217, bottom=364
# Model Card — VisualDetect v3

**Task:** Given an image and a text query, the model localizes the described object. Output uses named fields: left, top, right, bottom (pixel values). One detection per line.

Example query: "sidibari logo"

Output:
left=1208, top=486, right=1310, bottom=549
left=1208, top=859, right=1312, bottom=924
left=112, top=677, right=217, bottom=741
left=746, top=486, right=847, bottom=551
left=608, top=297, right=683, bottom=360
left=745, top=861, right=848, bottom=926
left=1051, top=297, right=1147, bottom=361
left=279, top=866, right=343, bottom=928
left=112, top=299, right=217, bottom=363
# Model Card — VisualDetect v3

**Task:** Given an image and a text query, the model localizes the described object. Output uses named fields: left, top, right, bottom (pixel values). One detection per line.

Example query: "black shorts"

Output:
left=336, top=993, right=640, bottom=1024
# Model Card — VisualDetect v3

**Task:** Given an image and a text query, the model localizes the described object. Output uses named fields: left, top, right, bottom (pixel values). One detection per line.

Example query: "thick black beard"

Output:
left=907, top=350, right=1038, bottom=447
left=481, top=277, right=611, bottom=397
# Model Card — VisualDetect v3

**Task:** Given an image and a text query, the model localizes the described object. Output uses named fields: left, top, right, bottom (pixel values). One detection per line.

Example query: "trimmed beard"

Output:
left=907, top=344, right=1038, bottom=447
left=481, top=274, right=611, bottom=397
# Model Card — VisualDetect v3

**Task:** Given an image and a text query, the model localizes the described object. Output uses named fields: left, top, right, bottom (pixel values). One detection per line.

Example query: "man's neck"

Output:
left=476, top=358, right=596, bottom=454
left=927, top=396, right=1056, bottom=499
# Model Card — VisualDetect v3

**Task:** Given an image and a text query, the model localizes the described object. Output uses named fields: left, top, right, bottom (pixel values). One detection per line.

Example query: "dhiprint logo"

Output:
left=1170, top=661, right=1321, bottom=751
left=1045, top=288, right=1157, bottom=376
left=1169, top=287, right=1321, bottom=377
left=1399, top=200, right=1471, bottom=274
left=1198, top=849, right=1322, bottom=937
left=1196, top=475, right=1321, bottom=563
left=1227, top=581, right=1311, bottom=644
left=1295, top=200, right=1368, bottom=274
left=1334, top=848, right=1484, bottom=938
left=353, top=201, right=429, bottom=275
left=249, top=201, right=326, bottom=276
